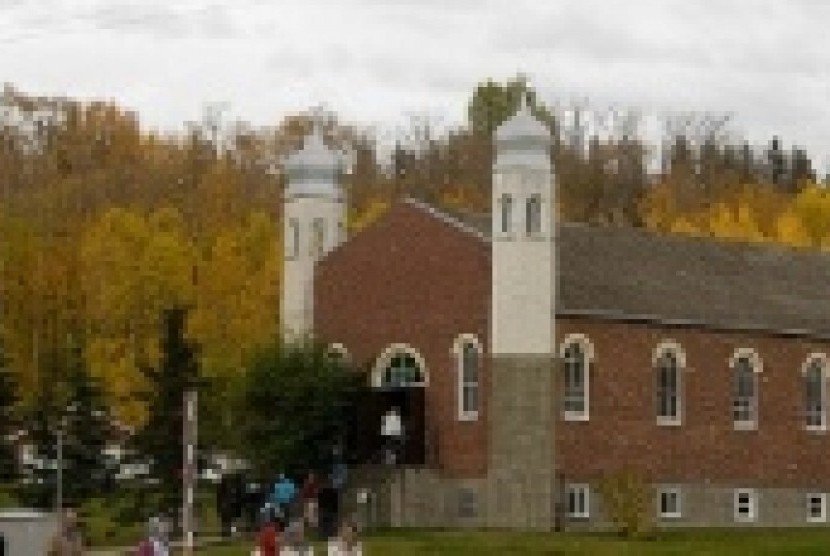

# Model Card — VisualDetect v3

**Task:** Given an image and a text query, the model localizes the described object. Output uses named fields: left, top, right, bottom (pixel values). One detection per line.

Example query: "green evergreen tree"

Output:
left=133, top=306, right=199, bottom=515
left=21, top=356, right=61, bottom=509
left=0, top=336, right=20, bottom=485
left=60, top=335, right=116, bottom=506
left=240, top=338, right=363, bottom=479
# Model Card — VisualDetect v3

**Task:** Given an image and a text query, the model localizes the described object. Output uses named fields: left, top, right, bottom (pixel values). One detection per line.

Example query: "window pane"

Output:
left=656, top=353, right=679, bottom=419
left=463, top=385, right=478, bottom=414
left=463, top=344, right=478, bottom=383
left=733, top=357, right=756, bottom=423
left=805, top=361, right=826, bottom=427
left=501, top=194, right=512, bottom=233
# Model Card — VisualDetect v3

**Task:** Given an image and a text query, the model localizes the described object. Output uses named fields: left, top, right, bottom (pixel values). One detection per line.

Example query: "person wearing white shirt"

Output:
left=280, top=519, right=314, bottom=556
left=381, top=407, right=403, bottom=464
left=326, top=520, right=363, bottom=556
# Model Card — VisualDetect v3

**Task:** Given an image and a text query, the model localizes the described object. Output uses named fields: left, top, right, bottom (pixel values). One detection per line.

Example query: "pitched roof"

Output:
left=404, top=198, right=830, bottom=338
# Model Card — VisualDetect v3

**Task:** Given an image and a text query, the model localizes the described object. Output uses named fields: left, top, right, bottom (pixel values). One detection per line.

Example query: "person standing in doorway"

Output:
left=381, top=406, right=403, bottom=464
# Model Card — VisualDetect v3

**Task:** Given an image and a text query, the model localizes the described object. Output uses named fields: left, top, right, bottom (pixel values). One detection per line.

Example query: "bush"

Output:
left=597, top=468, right=653, bottom=538
left=0, top=483, right=18, bottom=508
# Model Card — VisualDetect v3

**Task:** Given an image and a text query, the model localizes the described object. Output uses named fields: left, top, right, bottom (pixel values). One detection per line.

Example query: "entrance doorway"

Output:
left=350, top=347, right=427, bottom=465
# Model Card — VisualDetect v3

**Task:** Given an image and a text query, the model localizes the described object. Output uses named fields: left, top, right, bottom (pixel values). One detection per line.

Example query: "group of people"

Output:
left=257, top=514, right=363, bottom=556
left=254, top=470, right=362, bottom=555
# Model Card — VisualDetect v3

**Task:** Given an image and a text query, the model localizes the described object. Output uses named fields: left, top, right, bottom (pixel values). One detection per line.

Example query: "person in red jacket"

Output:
left=258, top=508, right=281, bottom=556
left=300, top=471, right=320, bottom=535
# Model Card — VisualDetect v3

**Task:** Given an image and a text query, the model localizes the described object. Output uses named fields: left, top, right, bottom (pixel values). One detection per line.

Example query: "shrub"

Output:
left=597, top=468, right=654, bottom=538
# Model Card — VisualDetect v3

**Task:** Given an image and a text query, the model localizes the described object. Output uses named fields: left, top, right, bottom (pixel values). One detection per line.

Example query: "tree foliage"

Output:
left=0, top=336, right=19, bottom=484
left=131, top=306, right=199, bottom=514
left=239, top=339, right=364, bottom=479
left=597, top=468, right=654, bottom=539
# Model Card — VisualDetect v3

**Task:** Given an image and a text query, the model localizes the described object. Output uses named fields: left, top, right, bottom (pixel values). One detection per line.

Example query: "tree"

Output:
left=467, top=75, right=554, bottom=138
left=132, top=306, right=199, bottom=515
left=239, top=339, right=364, bottom=479
left=0, top=336, right=20, bottom=485
left=59, top=335, right=117, bottom=506
left=597, top=468, right=654, bottom=538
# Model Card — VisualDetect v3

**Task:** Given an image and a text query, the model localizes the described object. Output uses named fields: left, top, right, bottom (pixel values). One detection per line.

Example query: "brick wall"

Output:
left=556, top=316, right=830, bottom=488
left=315, top=201, right=491, bottom=477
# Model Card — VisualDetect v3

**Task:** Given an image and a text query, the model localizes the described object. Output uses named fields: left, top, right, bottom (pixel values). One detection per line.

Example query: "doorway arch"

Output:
left=357, top=343, right=428, bottom=465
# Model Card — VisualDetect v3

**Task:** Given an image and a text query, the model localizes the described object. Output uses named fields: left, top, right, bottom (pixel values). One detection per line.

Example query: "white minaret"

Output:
left=491, top=96, right=554, bottom=355
left=281, top=122, right=347, bottom=342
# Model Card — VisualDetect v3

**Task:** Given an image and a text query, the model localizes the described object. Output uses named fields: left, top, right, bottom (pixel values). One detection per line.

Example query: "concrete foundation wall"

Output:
left=560, top=482, right=830, bottom=529
left=345, top=468, right=830, bottom=531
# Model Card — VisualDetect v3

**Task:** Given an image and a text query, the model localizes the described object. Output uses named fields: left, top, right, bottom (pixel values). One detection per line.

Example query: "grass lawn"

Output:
left=197, top=527, right=830, bottom=555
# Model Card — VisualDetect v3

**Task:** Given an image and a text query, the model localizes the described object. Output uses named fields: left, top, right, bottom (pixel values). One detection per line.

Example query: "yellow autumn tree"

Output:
left=791, top=183, right=830, bottom=245
left=669, top=217, right=703, bottom=237
left=349, top=197, right=391, bottom=233
left=639, top=183, right=680, bottom=233
left=80, top=206, right=195, bottom=425
left=773, top=208, right=812, bottom=248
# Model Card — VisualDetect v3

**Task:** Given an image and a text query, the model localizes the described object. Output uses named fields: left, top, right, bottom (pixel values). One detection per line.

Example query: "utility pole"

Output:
left=182, top=388, right=198, bottom=555
left=56, top=427, right=62, bottom=514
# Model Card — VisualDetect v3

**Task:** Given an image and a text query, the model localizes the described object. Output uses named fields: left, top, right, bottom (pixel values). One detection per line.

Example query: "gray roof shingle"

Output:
left=406, top=199, right=830, bottom=337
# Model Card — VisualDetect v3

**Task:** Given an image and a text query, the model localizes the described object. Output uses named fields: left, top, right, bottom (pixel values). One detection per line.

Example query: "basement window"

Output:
left=733, top=489, right=757, bottom=523
left=566, top=484, right=590, bottom=519
left=807, top=493, right=827, bottom=523
left=658, top=487, right=682, bottom=519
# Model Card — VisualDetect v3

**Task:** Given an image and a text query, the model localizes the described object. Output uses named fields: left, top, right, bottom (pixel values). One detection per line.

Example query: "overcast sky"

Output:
left=2, top=0, right=829, bottom=173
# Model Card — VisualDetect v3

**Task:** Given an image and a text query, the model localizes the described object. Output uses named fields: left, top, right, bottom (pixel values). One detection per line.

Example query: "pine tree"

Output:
left=133, top=306, right=199, bottom=515
left=60, top=335, right=116, bottom=506
left=0, top=337, right=20, bottom=484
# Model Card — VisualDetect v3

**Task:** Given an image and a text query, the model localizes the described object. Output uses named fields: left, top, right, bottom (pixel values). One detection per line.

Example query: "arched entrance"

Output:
left=354, top=345, right=427, bottom=465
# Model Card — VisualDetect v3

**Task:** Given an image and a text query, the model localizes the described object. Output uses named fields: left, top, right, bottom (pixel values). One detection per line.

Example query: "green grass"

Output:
left=195, top=528, right=830, bottom=555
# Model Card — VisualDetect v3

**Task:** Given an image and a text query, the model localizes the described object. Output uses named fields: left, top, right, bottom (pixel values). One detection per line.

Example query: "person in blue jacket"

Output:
left=271, top=473, right=297, bottom=523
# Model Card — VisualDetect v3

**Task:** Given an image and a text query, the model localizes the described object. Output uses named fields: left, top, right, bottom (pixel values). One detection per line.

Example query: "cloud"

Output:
left=1, top=0, right=827, bottom=173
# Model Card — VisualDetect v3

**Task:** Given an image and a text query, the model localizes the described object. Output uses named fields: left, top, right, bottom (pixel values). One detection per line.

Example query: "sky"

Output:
left=2, top=0, right=829, bottom=173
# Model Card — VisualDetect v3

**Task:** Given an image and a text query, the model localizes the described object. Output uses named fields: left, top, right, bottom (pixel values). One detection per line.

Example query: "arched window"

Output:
left=804, top=355, right=827, bottom=431
left=654, top=341, right=685, bottom=425
left=453, top=334, right=482, bottom=421
left=499, top=193, right=513, bottom=234
left=731, top=348, right=761, bottom=430
left=372, top=344, right=428, bottom=389
left=384, top=353, right=422, bottom=387
left=560, top=334, right=593, bottom=421
left=526, top=194, right=542, bottom=236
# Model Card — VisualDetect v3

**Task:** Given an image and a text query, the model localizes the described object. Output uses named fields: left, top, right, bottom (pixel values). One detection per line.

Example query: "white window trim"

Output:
left=733, top=488, right=757, bottom=523
left=371, top=343, right=429, bottom=388
left=730, top=348, right=762, bottom=431
left=657, top=487, right=683, bottom=519
left=802, top=353, right=828, bottom=433
left=559, top=334, right=594, bottom=422
left=806, top=492, right=828, bottom=523
left=452, top=334, right=483, bottom=422
left=654, top=340, right=685, bottom=427
left=566, top=484, right=590, bottom=519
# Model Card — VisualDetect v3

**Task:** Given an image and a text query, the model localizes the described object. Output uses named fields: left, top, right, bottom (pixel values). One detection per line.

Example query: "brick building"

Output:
left=281, top=102, right=830, bottom=530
